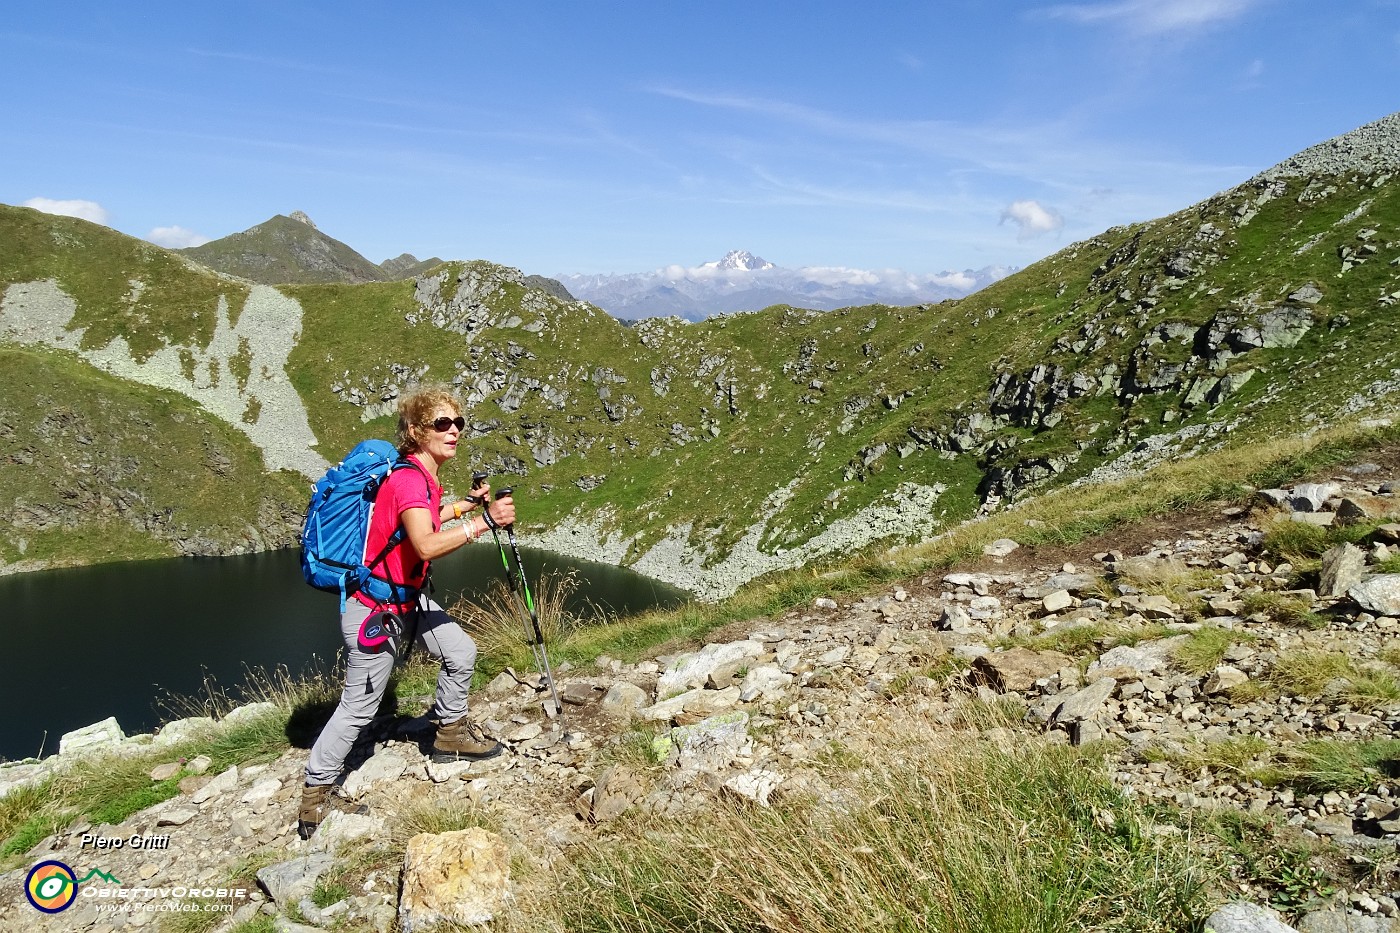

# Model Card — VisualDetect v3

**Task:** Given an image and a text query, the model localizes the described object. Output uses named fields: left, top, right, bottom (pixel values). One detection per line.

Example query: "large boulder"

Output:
left=399, top=828, right=512, bottom=931
left=656, top=640, right=766, bottom=698
left=971, top=649, right=1074, bottom=693
left=1204, top=901, right=1298, bottom=932
left=1349, top=576, right=1400, bottom=616
left=59, top=717, right=125, bottom=757
left=1318, top=543, right=1366, bottom=597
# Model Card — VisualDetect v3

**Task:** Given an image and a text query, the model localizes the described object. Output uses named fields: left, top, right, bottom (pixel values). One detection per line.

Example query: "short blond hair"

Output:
left=396, top=385, right=462, bottom=455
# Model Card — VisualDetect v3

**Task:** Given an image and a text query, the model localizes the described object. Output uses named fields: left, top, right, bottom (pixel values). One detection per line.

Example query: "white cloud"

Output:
left=927, top=270, right=980, bottom=290
left=1001, top=200, right=1064, bottom=239
left=24, top=197, right=109, bottom=224
left=147, top=225, right=211, bottom=248
left=801, top=266, right=884, bottom=287
left=1041, top=0, right=1259, bottom=34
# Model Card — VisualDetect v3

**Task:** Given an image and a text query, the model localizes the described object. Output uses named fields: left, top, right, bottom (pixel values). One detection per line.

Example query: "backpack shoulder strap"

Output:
left=366, top=456, right=437, bottom=573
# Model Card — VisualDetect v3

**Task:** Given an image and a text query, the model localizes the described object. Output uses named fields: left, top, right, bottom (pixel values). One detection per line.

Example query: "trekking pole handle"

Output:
left=467, top=471, right=490, bottom=506
left=493, top=488, right=515, bottom=529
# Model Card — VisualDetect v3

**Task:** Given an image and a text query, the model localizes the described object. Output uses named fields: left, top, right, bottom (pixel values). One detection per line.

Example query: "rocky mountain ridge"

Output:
left=3, top=463, right=1400, bottom=931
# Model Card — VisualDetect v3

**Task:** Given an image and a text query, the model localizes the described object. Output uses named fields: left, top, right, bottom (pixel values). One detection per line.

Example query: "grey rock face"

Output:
left=1348, top=575, right=1400, bottom=615
left=1319, top=543, right=1367, bottom=597
left=1292, top=483, right=1340, bottom=512
left=1297, top=910, right=1399, bottom=932
left=257, top=853, right=337, bottom=906
left=1205, top=901, right=1299, bottom=933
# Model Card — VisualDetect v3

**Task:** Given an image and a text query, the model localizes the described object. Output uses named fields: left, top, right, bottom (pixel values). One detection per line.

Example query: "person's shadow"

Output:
left=282, top=660, right=434, bottom=769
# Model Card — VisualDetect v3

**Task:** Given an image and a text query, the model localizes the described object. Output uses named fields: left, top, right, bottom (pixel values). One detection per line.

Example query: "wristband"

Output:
left=453, top=501, right=464, bottom=520
left=463, top=518, right=477, bottom=542
left=481, top=508, right=498, bottom=531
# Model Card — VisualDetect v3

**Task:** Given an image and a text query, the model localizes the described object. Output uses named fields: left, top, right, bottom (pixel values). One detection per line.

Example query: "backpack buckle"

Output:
left=358, top=611, right=404, bottom=656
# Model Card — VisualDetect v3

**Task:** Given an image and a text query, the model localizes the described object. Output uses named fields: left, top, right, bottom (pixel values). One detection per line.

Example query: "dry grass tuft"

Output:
left=450, top=570, right=585, bottom=665
left=496, top=726, right=1212, bottom=933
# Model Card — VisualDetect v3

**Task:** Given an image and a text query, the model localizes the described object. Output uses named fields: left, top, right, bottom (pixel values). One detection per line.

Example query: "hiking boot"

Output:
left=297, top=783, right=367, bottom=840
left=431, top=718, right=503, bottom=764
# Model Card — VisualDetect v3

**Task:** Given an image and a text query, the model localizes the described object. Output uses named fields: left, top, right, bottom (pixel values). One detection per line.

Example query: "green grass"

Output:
left=1172, top=627, right=1256, bottom=676
left=227, top=919, right=277, bottom=933
left=1015, top=623, right=1113, bottom=656
left=1341, top=667, right=1400, bottom=712
left=1203, top=812, right=1338, bottom=919
left=387, top=796, right=494, bottom=853
left=1274, top=739, right=1400, bottom=794
left=0, top=345, right=306, bottom=568
left=1241, top=591, right=1329, bottom=630
left=1147, top=735, right=1400, bottom=797
left=2, top=411, right=1395, bottom=877
left=1267, top=650, right=1358, bottom=696
left=0, top=669, right=336, bottom=867
left=4, top=171, right=1400, bottom=590
left=1263, top=650, right=1400, bottom=710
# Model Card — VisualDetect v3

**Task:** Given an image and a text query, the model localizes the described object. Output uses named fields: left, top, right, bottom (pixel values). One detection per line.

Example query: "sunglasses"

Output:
left=428, top=416, right=466, bottom=433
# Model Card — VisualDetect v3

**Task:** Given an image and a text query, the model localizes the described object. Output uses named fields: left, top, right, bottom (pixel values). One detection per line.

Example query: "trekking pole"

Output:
left=473, top=475, right=564, bottom=719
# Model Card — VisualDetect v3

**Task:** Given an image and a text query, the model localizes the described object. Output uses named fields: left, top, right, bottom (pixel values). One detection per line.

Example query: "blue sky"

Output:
left=3, top=1, right=1398, bottom=279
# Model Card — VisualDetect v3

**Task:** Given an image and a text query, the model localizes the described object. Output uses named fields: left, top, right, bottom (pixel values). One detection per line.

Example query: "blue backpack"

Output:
left=300, top=440, right=430, bottom=610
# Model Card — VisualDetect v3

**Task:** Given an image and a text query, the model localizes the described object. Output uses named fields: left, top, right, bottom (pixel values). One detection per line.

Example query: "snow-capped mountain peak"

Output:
left=704, top=249, right=774, bottom=272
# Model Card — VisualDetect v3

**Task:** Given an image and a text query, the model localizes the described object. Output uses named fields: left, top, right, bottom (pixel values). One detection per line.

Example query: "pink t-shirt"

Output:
left=354, top=455, right=438, bottom=609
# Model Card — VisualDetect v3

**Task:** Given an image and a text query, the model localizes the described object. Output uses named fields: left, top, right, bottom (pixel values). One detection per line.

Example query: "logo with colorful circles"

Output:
left=25, top=860, right=78, bottom=913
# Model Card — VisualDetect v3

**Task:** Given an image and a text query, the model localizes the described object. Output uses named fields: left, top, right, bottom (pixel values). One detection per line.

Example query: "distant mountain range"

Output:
left=180, top=216, right=1008, bottom=318
left=557, top=250, right=1014, bottom=320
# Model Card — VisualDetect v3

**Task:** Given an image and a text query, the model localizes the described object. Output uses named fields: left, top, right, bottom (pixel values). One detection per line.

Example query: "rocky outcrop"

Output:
left=1253, top=112, right=1400, bottom=182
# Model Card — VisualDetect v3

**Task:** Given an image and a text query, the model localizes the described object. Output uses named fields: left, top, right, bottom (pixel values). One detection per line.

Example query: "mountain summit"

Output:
left=180, top=214, right=391, bottom=285
left=705, top=249, right=774, bottom=272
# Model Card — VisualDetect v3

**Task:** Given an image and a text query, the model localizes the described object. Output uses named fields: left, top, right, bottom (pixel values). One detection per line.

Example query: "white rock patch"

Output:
left=531, top=481, right=948, bottom=600
left=0, top=279, right=328, bottom=477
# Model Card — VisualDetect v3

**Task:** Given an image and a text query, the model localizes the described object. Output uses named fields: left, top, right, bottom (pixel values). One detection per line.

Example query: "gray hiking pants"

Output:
left=305, top=596, right=477, bottom=786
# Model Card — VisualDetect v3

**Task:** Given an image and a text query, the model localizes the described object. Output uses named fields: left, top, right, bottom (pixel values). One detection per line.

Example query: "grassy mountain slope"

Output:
left=1, top=114, right=1397, bottom=591
left=0, top=205, right=249, bottom=361
left=181, top=213, right=390, bottom=285
left=0, top=345, right=306, bottom=568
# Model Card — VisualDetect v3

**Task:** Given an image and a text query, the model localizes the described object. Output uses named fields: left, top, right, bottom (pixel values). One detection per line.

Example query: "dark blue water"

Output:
left=0, top=546, right=685, bottom=761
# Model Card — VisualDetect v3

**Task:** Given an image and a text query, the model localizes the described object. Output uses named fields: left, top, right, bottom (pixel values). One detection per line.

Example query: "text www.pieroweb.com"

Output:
left=86, top=885, right=248, bottom=914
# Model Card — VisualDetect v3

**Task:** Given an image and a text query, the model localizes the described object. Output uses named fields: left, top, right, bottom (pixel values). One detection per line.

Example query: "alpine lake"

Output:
left=0, top=545, right=686, bottom=762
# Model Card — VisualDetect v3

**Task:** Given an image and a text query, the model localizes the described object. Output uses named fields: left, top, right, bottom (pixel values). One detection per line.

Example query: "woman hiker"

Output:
left=299, top=385, right=515, bottom=839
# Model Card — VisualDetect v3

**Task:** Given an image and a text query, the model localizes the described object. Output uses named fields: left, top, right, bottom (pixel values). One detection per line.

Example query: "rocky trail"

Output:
left=3, top=450, right=1400, bottom=933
